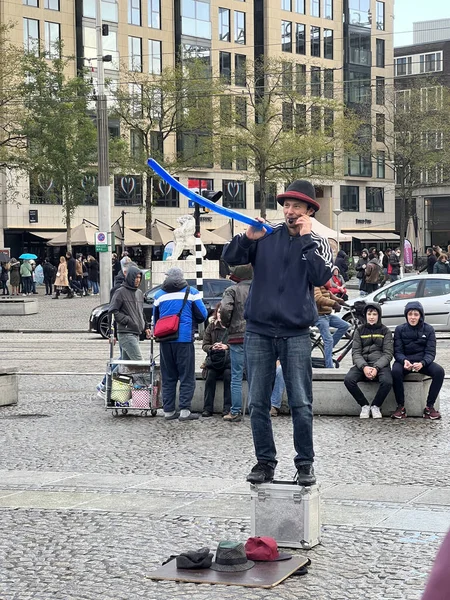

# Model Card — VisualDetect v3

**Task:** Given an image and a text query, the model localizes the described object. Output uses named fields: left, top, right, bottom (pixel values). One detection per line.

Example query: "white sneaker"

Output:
left=371, top=405, right=382, bottom=419
left=360, top=405, right=371, bottom=419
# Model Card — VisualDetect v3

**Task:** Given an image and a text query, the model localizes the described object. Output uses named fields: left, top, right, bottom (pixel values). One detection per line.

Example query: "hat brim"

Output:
left=210, top=560, right=255, bottom=572
left=251, top=552, right=292, bottom=562
left=277, top=190, right=320, bottom=211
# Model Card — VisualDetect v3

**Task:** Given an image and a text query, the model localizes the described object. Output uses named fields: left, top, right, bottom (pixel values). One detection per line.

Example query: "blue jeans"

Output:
left=315, top=314, right=350, bottom=368
left=117, top=332, right=142, bottom=361
left=89, top=280, right=99, bottom=294
left=270, top=365, right=285, bottom=409
left=245, top=331, right=314, bottom=467
left=229, top=343, right=245, bottom=415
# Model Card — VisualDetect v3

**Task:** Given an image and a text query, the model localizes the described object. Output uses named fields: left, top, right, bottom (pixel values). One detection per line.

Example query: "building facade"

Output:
left=0, top=0, right=395, bottom=257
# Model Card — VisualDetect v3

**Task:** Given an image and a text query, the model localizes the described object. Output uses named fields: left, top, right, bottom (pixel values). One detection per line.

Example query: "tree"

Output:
left=18, top=49, right=98, bottom=252
left=218, top=57, right=360, bottom=219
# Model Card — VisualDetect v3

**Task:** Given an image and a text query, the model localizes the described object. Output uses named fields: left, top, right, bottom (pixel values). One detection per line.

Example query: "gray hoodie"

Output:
left=108, top=266, right=147, bottom=335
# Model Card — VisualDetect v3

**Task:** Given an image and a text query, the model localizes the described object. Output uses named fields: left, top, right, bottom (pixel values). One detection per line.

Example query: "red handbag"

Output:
left=154, top=287, right=190, bottom=342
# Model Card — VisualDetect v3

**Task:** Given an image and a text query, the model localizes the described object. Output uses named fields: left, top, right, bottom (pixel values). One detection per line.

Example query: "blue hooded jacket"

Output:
left=393, top=301, right=436, bottom=367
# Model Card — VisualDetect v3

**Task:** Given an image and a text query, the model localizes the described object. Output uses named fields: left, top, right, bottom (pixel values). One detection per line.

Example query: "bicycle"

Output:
left=310, top=305, right=361, bottom=368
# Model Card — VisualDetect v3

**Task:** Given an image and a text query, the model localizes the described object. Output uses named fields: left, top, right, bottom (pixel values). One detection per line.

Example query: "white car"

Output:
left=344, top=274, right=450, bottom=331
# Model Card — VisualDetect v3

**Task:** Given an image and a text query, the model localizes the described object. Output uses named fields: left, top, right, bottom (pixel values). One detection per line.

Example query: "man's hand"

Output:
left=333, top=302, right=341, bottom=312
left=297, top=214, right=312, bottom=236
left=363, top=366, right=373, bottom=379
left=145, top=328, right=151, bottom=339
left=213, top=343, right=228, bottom=350
left=404, top=359, right=413, bottom=371
left=412, top=362, right=423, bottom=372
left=246, top=217, right=267, bottom=241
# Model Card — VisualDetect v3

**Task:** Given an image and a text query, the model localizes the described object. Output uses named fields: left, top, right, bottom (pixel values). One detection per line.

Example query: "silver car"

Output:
left=344, top=274, right=450, bottom=331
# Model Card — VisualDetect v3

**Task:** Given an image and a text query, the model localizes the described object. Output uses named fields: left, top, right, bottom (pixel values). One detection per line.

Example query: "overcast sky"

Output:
left=394, top=0, right=450, bottom=47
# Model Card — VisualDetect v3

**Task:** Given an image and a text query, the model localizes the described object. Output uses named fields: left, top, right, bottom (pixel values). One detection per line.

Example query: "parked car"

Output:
left=89, top=278, right=235, bottom=338
left=342, top=274, right=450, bottom=331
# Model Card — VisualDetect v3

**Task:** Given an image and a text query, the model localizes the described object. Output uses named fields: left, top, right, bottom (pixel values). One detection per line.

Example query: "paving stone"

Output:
left=380, top=509, right=450, bottom=533
left=323, top=484, right=428, bottom=503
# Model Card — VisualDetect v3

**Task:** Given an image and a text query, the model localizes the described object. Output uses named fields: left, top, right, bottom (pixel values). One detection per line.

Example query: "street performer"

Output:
left=222, top=180, right=333, bottom=486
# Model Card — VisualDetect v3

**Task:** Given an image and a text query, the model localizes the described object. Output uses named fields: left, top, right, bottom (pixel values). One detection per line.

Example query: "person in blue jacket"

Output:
left=222, top=179, right=333, bottom=486
left=391, top=301, right=444, bottom=420
left=153, top=267, right=208, bottom=421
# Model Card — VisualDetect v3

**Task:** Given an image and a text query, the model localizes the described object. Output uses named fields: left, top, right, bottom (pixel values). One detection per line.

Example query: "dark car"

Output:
left=89, top=278, right=235, bottom=338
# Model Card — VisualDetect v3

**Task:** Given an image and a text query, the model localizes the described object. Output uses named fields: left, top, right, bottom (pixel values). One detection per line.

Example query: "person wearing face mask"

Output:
left=388, top=247, right=401, bottom=282
left=391, top=302, right=444, bottom=420
left=222, top=179, right=333, bottom=487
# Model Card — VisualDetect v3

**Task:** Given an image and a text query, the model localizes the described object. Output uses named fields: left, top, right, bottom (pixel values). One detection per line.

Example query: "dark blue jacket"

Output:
left=393, top=301, right=436, bottom=367
left=222, top=224, right=333, bottom=337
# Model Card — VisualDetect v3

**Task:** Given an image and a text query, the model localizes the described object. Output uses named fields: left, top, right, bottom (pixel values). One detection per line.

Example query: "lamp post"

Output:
left=333, top=209, right=343, bottom=255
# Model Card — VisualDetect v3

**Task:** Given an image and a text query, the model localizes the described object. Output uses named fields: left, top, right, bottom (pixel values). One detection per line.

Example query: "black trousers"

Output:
left=203, top=367, right=231, bottom=414
left=392, top=361, right=444, bottom=407
left=159, top=342, right=195, bottom=412
left=344, top=365, right=393, bottom=407
left=44, top=278, right=53, bottom=295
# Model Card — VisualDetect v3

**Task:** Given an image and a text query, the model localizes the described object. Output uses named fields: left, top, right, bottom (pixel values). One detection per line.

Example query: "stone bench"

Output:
left=0, top=297, right=38, bottom=315
left=0, top=368, right=19, bottom=407
left=188, top=370, right=436, bottom=418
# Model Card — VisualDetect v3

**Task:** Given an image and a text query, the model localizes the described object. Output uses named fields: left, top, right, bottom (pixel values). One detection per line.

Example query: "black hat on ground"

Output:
left=277, top=180, right=321, bottom=212
left=210, top=541, right=255, bottom=572
left=176, top=547, right=213, bottom=569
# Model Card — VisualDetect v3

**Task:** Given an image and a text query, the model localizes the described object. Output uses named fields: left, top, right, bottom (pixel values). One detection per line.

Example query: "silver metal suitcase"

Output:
left=250, top=481, right=321, bottom=549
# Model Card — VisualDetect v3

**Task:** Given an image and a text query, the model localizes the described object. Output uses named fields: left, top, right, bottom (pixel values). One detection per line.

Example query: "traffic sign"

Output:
left=95, top=231, right=108, bottom=252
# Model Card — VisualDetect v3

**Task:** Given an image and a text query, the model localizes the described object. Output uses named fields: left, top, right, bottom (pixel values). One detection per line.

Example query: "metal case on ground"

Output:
left=250, top=481, right=321, bottom=549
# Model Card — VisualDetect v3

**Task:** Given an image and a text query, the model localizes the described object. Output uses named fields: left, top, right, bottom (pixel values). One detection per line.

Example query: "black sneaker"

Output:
left=201, top=411, right=213, bottom=417
left=296, top=464, right=316, bottom=486
left=246, top=462, right=275, bottom=484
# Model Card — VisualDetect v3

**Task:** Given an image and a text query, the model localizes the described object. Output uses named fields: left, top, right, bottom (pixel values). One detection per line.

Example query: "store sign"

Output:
left=29, top=210, right=38, bottom=224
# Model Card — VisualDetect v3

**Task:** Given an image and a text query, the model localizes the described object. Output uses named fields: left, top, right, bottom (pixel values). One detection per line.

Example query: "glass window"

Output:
left=324, top=107, right=333, bottom=136
left=311, top=0, right=320, bottom=17
left=348, top=0, right=371, bottom=27
left=376, top=113, right=385, bottom=142
left=366, top=187, right=384, bottom=212
left=129, top=83, right=144, bottom=117
left=311, top=66, right=321, bottom=96
left=235, top=54, right=246, bottom=86
left=324, top=68, right=333, bottom=98
left=128, top=36, right=142, bottom=71
left=24, top=0, right=38, bottom=6
left=296, top=24, right=305, bottom=55
left=23, top=18, right=39, bottom=55
left=235, top=11, right=246, bottom=44
left=376, top=151, right=385, bottom=178
left=235, top=97, right=247, bottom=127
left=114, top=175, right=142, bottom=206
left=182, top=1, right=212, bottom=39
left=149, top=40, right=162, bottom=74
left=45, top=0, right=60, bottom=9
left=295, top=0, right=305, bottom=13
left=128, top=0, right=141, bottom=25
left=223, top=180, right=246, bottom=209
left=295, top=103, right=307, bottom=133
left=130, top=129, right=143, bottom=158
left=345, top=155, right=372, bottom=177
left=282, top=102, right=293, bottom=131
left=282, top=0, right=292, bottom=9
left=395, top=56, right=412, bottom=76
left=282, top=62, right=293, bottom=89
left=349, top=29, right=371, bottom=66
left=419, top=52, right=443, bottom=73
left=324, top=29, right=333, bottom=59
left=421, top=87, right=443, bottom=111
left=345, top=70, right=371, bottom=104
left=219, top=51, right=231, bottom=84
left=384, top=279, right=419, bottom=301
left=254, top=182, right=277, bottom=210
left=324, top=0, right=333, bottom=19
left=219, top=8, right=230, bottom=41
left=102, top=0, right=118, bottom=21
left=422, top=279, right=450, bottom=298
left=376, top=38, right=385, bottom=68
left=153, top=177, right=179, bottom=207
left=84, top=26, right=119, bottom=69
left=311, top=106, right=321, bottom=132
left=376, top=1, right=385, bottom=30
left=187, top=177, right=213, bottom=195
left=182, top=133, right=213, bottom=168
left=281, top=21, right=292, bottom=52
left=149, top=0, right=161, bottom=29
left=44, top=22, right=60, bottom=58
left=220, top=96, right=232, bottom=125
left=376, top=76, right=385, bottom=105
left=296, top=64, right=306, bottom=94
left=340, top=186, right=359, bottom=211
left=220, top=136, right=232, bottom=169
left=311, top=26, right=320, bottom=57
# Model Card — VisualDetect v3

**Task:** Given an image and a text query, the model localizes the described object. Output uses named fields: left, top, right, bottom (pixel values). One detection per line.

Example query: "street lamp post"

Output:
left=333, top=209, right=343, bottom=255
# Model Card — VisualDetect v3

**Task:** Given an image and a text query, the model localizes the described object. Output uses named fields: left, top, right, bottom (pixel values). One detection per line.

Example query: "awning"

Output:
left=28, top=231, right=61, bottom=240
left=112, top=224, right=155, bottom=246
left=344, top=231, right=400, bottom=242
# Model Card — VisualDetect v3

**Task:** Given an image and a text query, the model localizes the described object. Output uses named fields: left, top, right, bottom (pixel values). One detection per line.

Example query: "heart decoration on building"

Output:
left=227, top=181, right=240, bottom=199
left=120, top=176, right=136, bottom=196
left=38, top=176, right=54, bottom=193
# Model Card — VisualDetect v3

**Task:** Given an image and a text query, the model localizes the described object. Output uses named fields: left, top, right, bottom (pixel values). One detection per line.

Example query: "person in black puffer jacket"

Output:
left=391, top=301, right=444, bottom=420
left=335, top=250, right=349, bottom=281
left=344, top=302, right=393, bottom=419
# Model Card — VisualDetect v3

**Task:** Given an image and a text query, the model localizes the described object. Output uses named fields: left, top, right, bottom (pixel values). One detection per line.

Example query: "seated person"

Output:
left=314, top=284, right=350, bottom=368
left=391, top=301, right=444, bottom=420
left=201, top=305, right=231, bottom=417
left=329, top=266, right=348, bottom=301
left=270, top=361, right=285, bottom=417
left=344, top=303, right=393, bottom=419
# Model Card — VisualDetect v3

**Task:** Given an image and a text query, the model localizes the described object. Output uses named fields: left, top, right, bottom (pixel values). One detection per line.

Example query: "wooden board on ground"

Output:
left=147, top=555, right=308, bottom=588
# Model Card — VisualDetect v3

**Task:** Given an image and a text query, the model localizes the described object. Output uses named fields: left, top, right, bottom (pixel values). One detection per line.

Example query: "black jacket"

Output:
left=222, top=224, right=333, bottom=337
left=88, top=259, right=99, bottom=283
left=43, top=262, right=56, bottom=281
left=67, top=257, right=77, bottom=280
left=335, top=251, right=349, bottom=281
left=352, top=302, right=393, bottom=370
left=388, top=253, right=400, bottom=276
left=393, top=301, right=436, bottom=367
left=426, top=254, right=437, bottom=274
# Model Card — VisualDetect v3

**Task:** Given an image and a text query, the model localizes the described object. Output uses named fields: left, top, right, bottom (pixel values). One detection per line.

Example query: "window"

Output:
left=324, top=29, right=333, bottom=59
left=324, top=68, right=333, bottom=98
left=324, top=0, right=333, bottom=18
left=128, top=36, right=142, bottom=71
left=235, top=11, right=246, bottom=44
left=376, top=77, right=385, bottom=105
left=421, top=131, right=443, bottom=150
left=236, top=97, right=247, bottom=127
left=24, top=0, right=38, bottom=6
left=182, top=1, right=212, bottom=39
left=340, top=186, right=359, bottom=211
left=311, top=0, right=320, bottom=17
left=188, top=177, right=213, bottom=195
left=130, top=129, right=143, bottom=158
left=129, top=83, right=143, bottom=117
left=219, top=8, right=230, bottom=41
left=376, top=113, right=385, bottom=142
left=29, top=173, right=62, bottom=205
left=296, top=64, right=306, bottom=94
left=346, top=70, right=371, bottom=104
left=421, top=87, right=443, bottom=111
left=149, top=0, right=161, bottom=28
left=366, top=187, right=384, bottom=212
left=377, top=151, right=385, bottom=178
left=349, top=29, right=371, bottom=66
left=220, top=136, right=232, bottom=169
left=395, top=89, right=411, bottom=112
left=422, top=279, right=450, bottom=298
left=235, top=54, right=246, bottom=86
left=421, top=165, right=444, bottom=184
left=24, top=18, right=39, bottom=55
left=311, top=106, right=321, bottom=132
left=282, top=0, right=292, bottom=9
left=45, top=0, right=60, bottom=9
left=223, top=180, right=246, bottom=209
left=295, top=103, right=307, bottom=133
left=295, top=0, right=305, bottom=13
left=345, top=155, right=372, bottom=177
left=348, top=0, right=371, bottom=27
left=376, top=39, right=385, bottom=68
left=420, top=51, right=443, bottom=74
left=153, top=177, right=179, bottom=207
left=128, top=0, right=141, bottom=25
left=181, top=133, right=213, bottom=168
left=282, top=103, right=294, bottom=131
left=296, top=24, right=305, bottom=55
left=395, top=56, right=412, bottom=76
left=44, top=22, right=60, bottom=58
left=149, top=40, right=162, bottom=74
left=282, top=62, right=293, bottom=89
left=219, top=51, right=231, bottom=84
left=382, top=279, right=419, bottom=302
left=324, top=107, right=333, bottom=136
left=254, top=182, right=277, bottom=210
left=311, top=66, right=321, bottom=96
left=84, top=0, right=119, bottom=21
left=282, top=21, right=292, bottom=52
left=220, top=96, right=232, bottom=125
left=114, top=175, right=142, bottom=206
left=311, top=26, right=320, bottom=57
left=376, top=1, right=384, bottom=30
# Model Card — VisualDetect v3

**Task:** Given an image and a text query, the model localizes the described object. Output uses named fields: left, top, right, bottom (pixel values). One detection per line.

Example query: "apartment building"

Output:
left=0, top=0, right=395, bottom=256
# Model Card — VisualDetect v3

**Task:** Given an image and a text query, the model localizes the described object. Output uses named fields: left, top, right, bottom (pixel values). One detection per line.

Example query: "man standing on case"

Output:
left=223, top=180, right=333, bottom=486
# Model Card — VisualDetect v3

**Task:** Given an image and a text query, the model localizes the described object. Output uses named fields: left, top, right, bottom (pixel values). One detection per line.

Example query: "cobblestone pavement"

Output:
left=1, top=293, right=450, bottom=599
